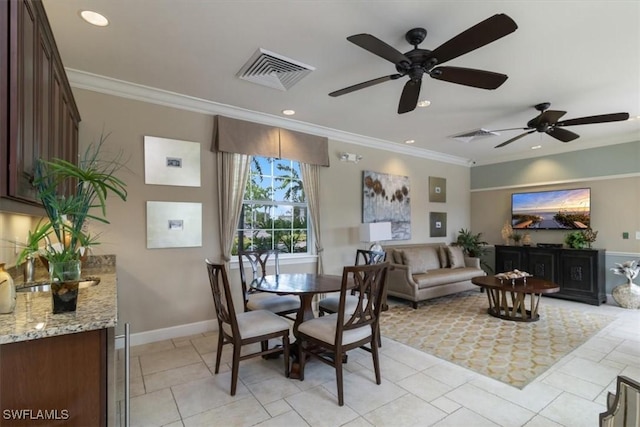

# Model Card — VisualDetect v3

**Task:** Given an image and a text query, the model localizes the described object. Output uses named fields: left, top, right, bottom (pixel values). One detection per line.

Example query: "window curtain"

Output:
left=216, top=151, right=252, bottom=264
left=300, top=162, right=323, bottom=274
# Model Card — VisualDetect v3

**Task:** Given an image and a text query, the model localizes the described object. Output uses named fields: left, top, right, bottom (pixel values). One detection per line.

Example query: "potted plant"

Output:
left=564, top=230, right=587, bottom=249
left=453, top=228, right=493, bottom=273
left=19, top=134, right=127, bottom=312
left=510, top=232, right=523, bottom=246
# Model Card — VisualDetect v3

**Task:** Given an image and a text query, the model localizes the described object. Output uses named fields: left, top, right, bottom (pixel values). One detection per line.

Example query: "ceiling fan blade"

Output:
left=329, top=74, right=402, bottom=97
left=556, top=112, right=630, bottom=127
left=347, top=34, right=411, bottom=65
left=547, top=127, right=580, bottom=142
left=494, top=130, right=535, bottom=148
left=529, top=110, right=566, bottom=127
left=429, top=14, right=518, bottom=65
left=488, top=127, right=529, bottom=132
left=398, top=79, right=422, bottom=114
left=431, top=66, right=508, bottom=89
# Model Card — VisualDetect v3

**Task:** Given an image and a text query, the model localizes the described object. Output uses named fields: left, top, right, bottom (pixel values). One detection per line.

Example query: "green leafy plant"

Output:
left=22, top=133, right=128, bottom=265
left=564, top=231, right=587, bottom=249
left=510, top=232, right=523, bottom=245
left=453, top=228, right=492, bottom=272
left=453, top=228, right=487, bottom=257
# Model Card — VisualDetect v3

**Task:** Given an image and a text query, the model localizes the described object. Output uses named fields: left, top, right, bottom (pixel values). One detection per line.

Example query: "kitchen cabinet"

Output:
left=495, top=245, right=606, bottom=305
left=0, top=328, right=114, bottom=427
left=0, top=257, right=118, bottom=426
left=1, top=0, right=80, bottom=205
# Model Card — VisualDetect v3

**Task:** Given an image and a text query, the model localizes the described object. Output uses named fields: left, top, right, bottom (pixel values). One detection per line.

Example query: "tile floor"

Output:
left=116, top=296, right=640, bottom=427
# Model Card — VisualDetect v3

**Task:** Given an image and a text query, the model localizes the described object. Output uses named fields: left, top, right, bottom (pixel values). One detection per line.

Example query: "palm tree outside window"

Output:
left=234, top=157, right=309, bottom=255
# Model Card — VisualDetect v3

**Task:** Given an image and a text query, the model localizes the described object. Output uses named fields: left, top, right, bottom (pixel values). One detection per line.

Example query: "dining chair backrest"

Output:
left=238, top=249, right=280, bottom=305
left=205, top=259, right=239, bottom=339
left=336, top=262, right=389, bottom=343
left=355, top=249, right=386, bottom=266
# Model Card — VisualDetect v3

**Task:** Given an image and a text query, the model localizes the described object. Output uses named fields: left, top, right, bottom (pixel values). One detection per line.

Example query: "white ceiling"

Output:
left=42, top=0, right=640, bottom=166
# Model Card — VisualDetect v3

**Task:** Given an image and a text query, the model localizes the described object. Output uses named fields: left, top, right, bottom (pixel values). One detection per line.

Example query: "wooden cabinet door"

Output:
left=8, top=0, right=40, bottom=202
left=558, top=249, right=599, bottom=302
left=528, top=248, right=558, bottom=282
left=0, top=329, right=108, bottom=426
left=2, top=0, right=80, bottom=206
left=495, top=245, right=526, bottom=273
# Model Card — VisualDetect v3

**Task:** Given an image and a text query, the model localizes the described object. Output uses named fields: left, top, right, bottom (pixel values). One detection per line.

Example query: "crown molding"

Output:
left=66, top=68, right=471, bottom=167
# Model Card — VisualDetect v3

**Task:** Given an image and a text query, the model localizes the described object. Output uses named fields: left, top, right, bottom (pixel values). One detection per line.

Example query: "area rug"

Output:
left=379, top=291, right=615, bottom=389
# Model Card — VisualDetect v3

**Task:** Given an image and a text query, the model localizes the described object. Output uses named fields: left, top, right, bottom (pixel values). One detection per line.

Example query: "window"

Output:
left=233, top=157, right=309, bottom=255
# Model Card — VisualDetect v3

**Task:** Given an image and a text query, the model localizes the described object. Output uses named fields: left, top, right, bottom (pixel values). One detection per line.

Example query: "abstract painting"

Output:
left=362, top=170, right=411, bottom=240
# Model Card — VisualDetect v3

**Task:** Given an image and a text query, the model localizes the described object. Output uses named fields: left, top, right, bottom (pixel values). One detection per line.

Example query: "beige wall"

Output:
left=320, top=141, right=471, bottom=275
left=471, top=177, right=640, bottom=253
left=0, top=88, right=471, bottom=335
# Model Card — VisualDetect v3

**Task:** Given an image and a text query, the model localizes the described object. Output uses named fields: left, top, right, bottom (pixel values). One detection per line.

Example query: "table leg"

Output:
left=290, top=295, right=315, bottom=380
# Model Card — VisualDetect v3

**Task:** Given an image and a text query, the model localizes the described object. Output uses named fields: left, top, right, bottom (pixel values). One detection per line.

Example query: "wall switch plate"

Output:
left=636, top=231, right=640, bottom=240
left=622, top=232, right=629, bottom=239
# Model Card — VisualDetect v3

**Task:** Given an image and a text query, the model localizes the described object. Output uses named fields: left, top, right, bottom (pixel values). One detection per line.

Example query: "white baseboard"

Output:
left=115, top=319, right=218, bottom=349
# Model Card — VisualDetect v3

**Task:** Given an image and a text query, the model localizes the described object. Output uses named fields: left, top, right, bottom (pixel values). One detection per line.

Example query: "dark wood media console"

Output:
left=495, top=245, right=606, bottom=306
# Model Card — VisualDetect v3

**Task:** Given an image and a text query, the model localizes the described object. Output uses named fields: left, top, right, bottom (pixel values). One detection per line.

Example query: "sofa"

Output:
left=383, top=243, right=486, bottom=308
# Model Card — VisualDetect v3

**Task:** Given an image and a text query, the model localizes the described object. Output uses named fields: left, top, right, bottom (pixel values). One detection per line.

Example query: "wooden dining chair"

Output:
left=238, top=249, right=300, bottom=319
left=318, top=249, right=386, bottom=316
left=297, top=262, right=389, bottom=406
left=205, top=259, right=290, bottom=395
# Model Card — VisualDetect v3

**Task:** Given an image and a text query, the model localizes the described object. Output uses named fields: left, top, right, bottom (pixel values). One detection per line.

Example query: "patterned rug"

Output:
left=379, top=291, right=615, bottom=389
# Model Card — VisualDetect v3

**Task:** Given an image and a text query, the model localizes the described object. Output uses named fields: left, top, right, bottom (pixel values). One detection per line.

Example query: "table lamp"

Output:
left=359, top=222, right=392, bottom=252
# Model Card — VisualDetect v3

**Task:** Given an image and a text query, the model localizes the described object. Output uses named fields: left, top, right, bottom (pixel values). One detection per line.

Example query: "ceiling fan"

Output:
left=329, top=14, right=518, bottom=114
left=493, top=103, right=630, bottom=148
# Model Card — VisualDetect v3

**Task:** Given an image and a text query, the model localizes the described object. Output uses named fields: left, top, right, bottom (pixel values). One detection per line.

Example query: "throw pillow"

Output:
left=438, top=245, right=449, bottom=268
left=446, top=246, right=466, bottom=269
left=401, top=248, right=432, bottom=275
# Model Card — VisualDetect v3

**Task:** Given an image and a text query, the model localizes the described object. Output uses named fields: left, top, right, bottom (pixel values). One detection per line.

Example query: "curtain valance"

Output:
left=212, top=115, right=329, bottom=166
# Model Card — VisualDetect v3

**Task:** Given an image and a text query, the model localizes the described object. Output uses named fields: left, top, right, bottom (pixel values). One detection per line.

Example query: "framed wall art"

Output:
left=144, top=136, right=201, bottom=187
left=362, top=170, right=411, bottom=240
left=429, top=176, right=446, bottom=203
left=429, top=212, right=447, bottom=238
left=146, top=201, right=202, bottom=248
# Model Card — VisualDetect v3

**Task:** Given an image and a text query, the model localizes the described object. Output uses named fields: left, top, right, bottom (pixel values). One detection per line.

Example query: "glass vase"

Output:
left=48, top=260, right=82, bottom=314
left=49, top=259, right=82, bottom=282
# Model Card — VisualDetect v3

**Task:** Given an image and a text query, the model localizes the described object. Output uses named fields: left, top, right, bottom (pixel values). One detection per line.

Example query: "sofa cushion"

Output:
left=446, top=246, right=465, bottom=269
left=414, top=267, right=483, bottom=288
left=402, top=246, right=441, bottom=274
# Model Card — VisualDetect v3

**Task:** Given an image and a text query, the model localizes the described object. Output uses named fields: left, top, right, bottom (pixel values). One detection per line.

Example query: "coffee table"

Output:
left=472, top=275, right=560, bottom=322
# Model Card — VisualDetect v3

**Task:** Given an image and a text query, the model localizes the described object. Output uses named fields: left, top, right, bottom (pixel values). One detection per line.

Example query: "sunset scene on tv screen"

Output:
left=511, top=188, right=590, bottom=229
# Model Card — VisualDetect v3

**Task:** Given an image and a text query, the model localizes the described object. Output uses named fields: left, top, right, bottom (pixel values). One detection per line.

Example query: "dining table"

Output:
left=251, top=273, right=349, bottom=378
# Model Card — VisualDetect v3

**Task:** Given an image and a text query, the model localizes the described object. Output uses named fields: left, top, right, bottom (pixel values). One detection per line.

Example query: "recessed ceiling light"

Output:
left=282, top=109, right=295, bottom=116
left=531, top=145, right=542, bottom=150
left=80, top=10, right=109, bottom=27
left=417, top=100, right=431, bottom=108
left=404, top=139, right=415, bottom=144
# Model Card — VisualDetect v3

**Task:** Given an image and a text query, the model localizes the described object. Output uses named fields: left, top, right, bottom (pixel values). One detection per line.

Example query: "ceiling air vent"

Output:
left=450, top=128, right=500, bottom=143
left=237, top=48, right=315, bottom=91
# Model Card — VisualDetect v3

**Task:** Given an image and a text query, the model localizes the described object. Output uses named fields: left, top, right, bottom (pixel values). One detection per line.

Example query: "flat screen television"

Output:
left=511, top=188, right=591, bottom=230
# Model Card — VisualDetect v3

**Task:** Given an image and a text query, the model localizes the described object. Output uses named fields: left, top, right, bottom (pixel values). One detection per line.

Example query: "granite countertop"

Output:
left=0, top=255, right=117, bottom=344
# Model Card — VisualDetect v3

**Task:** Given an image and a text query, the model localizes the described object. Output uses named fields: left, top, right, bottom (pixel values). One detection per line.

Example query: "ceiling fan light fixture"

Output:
left=79, top=10, right=109, bottom=27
